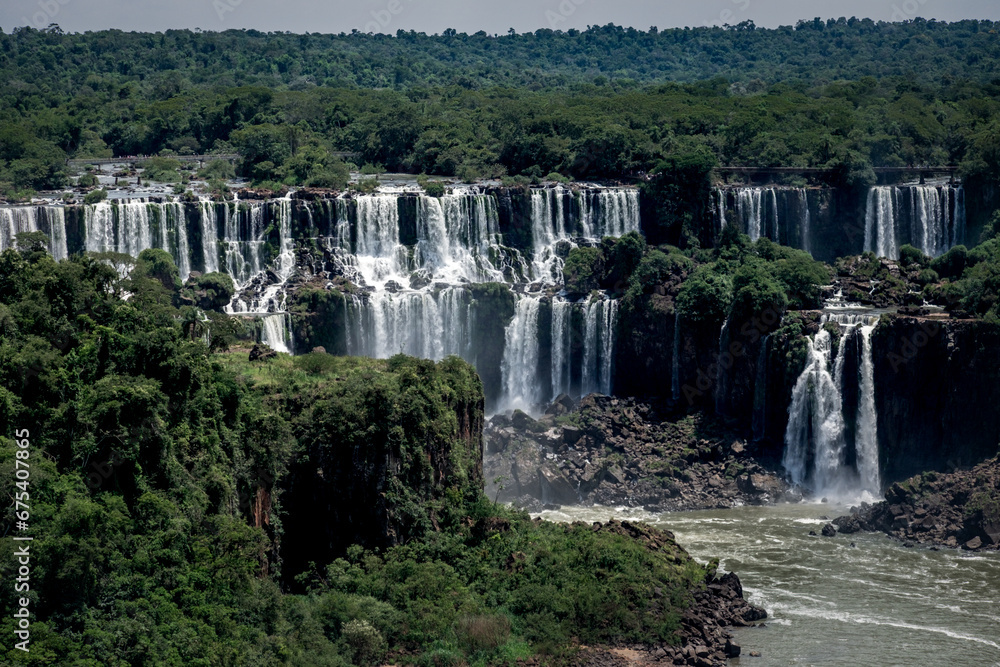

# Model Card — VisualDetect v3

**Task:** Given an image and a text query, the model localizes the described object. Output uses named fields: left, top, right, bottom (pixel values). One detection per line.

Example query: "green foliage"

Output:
left=188, top=272, right=235, bottom=311
left=563, top=246, right=603, bottom=293
left=931, top=245, right=968, bottom=279
left=140, top=156, right=184, bottom=183
left=77, top=172, right=100, bottom=188
left=83, top=188, right=108, bottom=204
left=676, top=267, right=732, bottom=330
left=134, top=248, right=181, bottom=292
left=603, top=231, right=648, bottom=288
left=198, top=159, right=236, bottom=181
left=899, top=244, right=929, bottom=269
left=418, top=176, right=446, bottom=197
left=625, top=249, right=692, bottom=299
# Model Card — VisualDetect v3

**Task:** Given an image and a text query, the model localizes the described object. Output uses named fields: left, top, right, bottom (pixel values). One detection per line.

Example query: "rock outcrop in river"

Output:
left=833, top=456, right=1000, bottom=550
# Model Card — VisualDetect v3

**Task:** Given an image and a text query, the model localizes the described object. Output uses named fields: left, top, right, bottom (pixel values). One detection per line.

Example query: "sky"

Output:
left=2, top=0, right=999, bottom=35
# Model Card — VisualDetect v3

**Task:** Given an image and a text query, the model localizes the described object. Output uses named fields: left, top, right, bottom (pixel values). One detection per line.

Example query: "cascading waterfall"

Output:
left=715, top=187, right=810, bottom=249
left=10, top=185, right=639, bottom=414
left=865, top=185, right=965, bottom=259
left=735, top=188, right=765, bottom=242
left=785, top=312, right=883, bottom=497
left=551, top=299, right=572, bottom=399
left=783, top=329, right=849, bottom=494
left=798, top=189, right=811, bottom=256
left=714, top=317, right=731, bottom=415
left=855, top=324, right=881, bottom=494
left=579, top=297, right=618, bottom=396
left=500, top=297, right=543, bottom=412
left=261, top=313, right=292, bottom=354
left=199, top=200, right=220, bottom=274
left=0, top=206, right=39, bottom=252
left=864, top=187, right=899, bottom=260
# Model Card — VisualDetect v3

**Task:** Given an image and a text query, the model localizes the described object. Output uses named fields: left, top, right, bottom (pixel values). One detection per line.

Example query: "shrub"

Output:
left=341, top=619, right=386, bottom=666
left=931, top=245, right=968, bottom=279
left=453, top=614, right=511, bottom=654
left=83, top=188, right=108, bottom=204
left=545, top=172, right=570, bottom=183
left=676, top=267, right=732, bottom=329
left=194, top=272, right=235, bottom=311
left=293, top=351, right=340, bottom=375
left=563, top=246, right=604, bottom=293
left=77, top=172, right=99, bottom=188
left=899, top=244, right=928, bottom=268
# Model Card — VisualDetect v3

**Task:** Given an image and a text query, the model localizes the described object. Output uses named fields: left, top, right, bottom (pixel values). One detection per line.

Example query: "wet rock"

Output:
left=248, top=344, right=277, bottom=362
left=723, top=640, right=741, bottom=658
left=821, top=523, right=837, bottom=537
left=964, top=536, right=982, bottom=550
left=563, top=425, right=583, bottom=444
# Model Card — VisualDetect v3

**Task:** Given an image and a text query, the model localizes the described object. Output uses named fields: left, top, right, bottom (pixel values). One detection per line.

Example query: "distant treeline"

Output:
left=1, top=20, right=999, bottom=197
left=3, top=19, right=1000, bottom=91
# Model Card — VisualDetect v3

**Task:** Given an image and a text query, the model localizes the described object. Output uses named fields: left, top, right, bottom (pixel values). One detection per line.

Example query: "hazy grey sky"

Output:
left=3, top=0, right=999, bottom=35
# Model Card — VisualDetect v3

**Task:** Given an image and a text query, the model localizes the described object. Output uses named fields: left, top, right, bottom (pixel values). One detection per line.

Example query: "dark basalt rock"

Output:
left=248, top=343, right=277, bottom=362
left=834, top=456, right=1000, bottom=550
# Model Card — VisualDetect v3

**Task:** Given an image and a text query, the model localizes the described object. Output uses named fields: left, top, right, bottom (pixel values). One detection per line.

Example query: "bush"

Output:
left=418, top=177, right=446, bottom=197
left=545, top=172, right=570, bottom=183
left=915, top=268, right=940, bottom=286
left=193, top=272, right=235, bottom=310
left=563, top=246, right=604, bottom=293
left=341, top=619, right=386, bottom=666
left=676, top=268, right=732, bottom=329
left=77, top=172, right=99, bottom=188
left=141, top=156, right=183, bottom=183
left=602, top=231, right=647, bottom=287
left=625, top=249, right=693, bottom=299
left=293, top=351, right=340, bottom=375
left=135, top=248, right=181, bottom=291
left=198, top=159, right=236, bottom=181
left=83, top=188, right=108, bottom=204
left=930, top=245, right=968, bottom=279
left=899, top=244, right=928, bottom=268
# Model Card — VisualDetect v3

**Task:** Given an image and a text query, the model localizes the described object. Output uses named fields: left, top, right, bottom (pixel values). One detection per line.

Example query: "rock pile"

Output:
left=833, top=456, right=1000, bottom=551
left=485, top=394, right=788, bottom=512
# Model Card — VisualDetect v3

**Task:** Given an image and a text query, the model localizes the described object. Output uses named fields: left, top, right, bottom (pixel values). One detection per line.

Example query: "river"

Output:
left=535, top=503, right=1000, bottom=666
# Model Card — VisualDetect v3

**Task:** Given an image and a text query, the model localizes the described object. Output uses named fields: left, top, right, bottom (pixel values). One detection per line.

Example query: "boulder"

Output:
left=563, top=425, right=583, bottom=444
left=821, top=523, right=837, bottom=537
left=963, top=536, right=982, bottom=550
left=538, top=463, right=579, bottom=505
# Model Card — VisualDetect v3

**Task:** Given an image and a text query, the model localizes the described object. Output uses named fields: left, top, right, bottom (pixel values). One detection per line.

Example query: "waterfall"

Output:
left=200, top=200, right=220, bottom=274
left=714, top=317, right=731, bottom=415
left=865, top=185, right=964, bottom=259
left=416, top=194, right=504, bottom=283
left=715, top=187, right=810, bottom=250
left=533, top=187, right=640, bottom=283
left=0, top=206, right=40, bottom=252
left=864, top=187, right=898, bottom=259
left=500, top=296, right=542, bottom=412
left=735, top=188, right=765, bottom=241
left=261, top=313, right=292, bottom=354
left=783, top=329, right=848, bottom=493
left=352, top=287, right=471, bottom=361
left=579, top=297, right=618, bottom=396
left=856, top=324, right=880, bottom=494
left=551, top=299, right=572, bottom=398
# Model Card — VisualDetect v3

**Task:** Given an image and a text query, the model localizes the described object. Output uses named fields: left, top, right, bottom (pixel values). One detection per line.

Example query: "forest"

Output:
left=1, top=21, right=1000, bottom=199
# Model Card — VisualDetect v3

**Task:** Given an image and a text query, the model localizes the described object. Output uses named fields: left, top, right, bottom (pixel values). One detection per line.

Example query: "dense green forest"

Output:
left=3, top=20, right=1000, bottom=92
left=0, top=240, right=718, bottom=665
left=2, top=21, right=1000, bottom=199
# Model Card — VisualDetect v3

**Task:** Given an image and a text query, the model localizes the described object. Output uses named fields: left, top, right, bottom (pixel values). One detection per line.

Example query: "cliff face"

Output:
left=872, top=317, right=1000, bottom=481
left=615, top=304, right=1000, bottom=487
left=277, top=355, right=485, bottom=578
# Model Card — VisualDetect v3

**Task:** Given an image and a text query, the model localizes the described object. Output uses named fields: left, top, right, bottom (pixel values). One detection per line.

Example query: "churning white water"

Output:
left=536, top=503, right=1000, bottom=667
